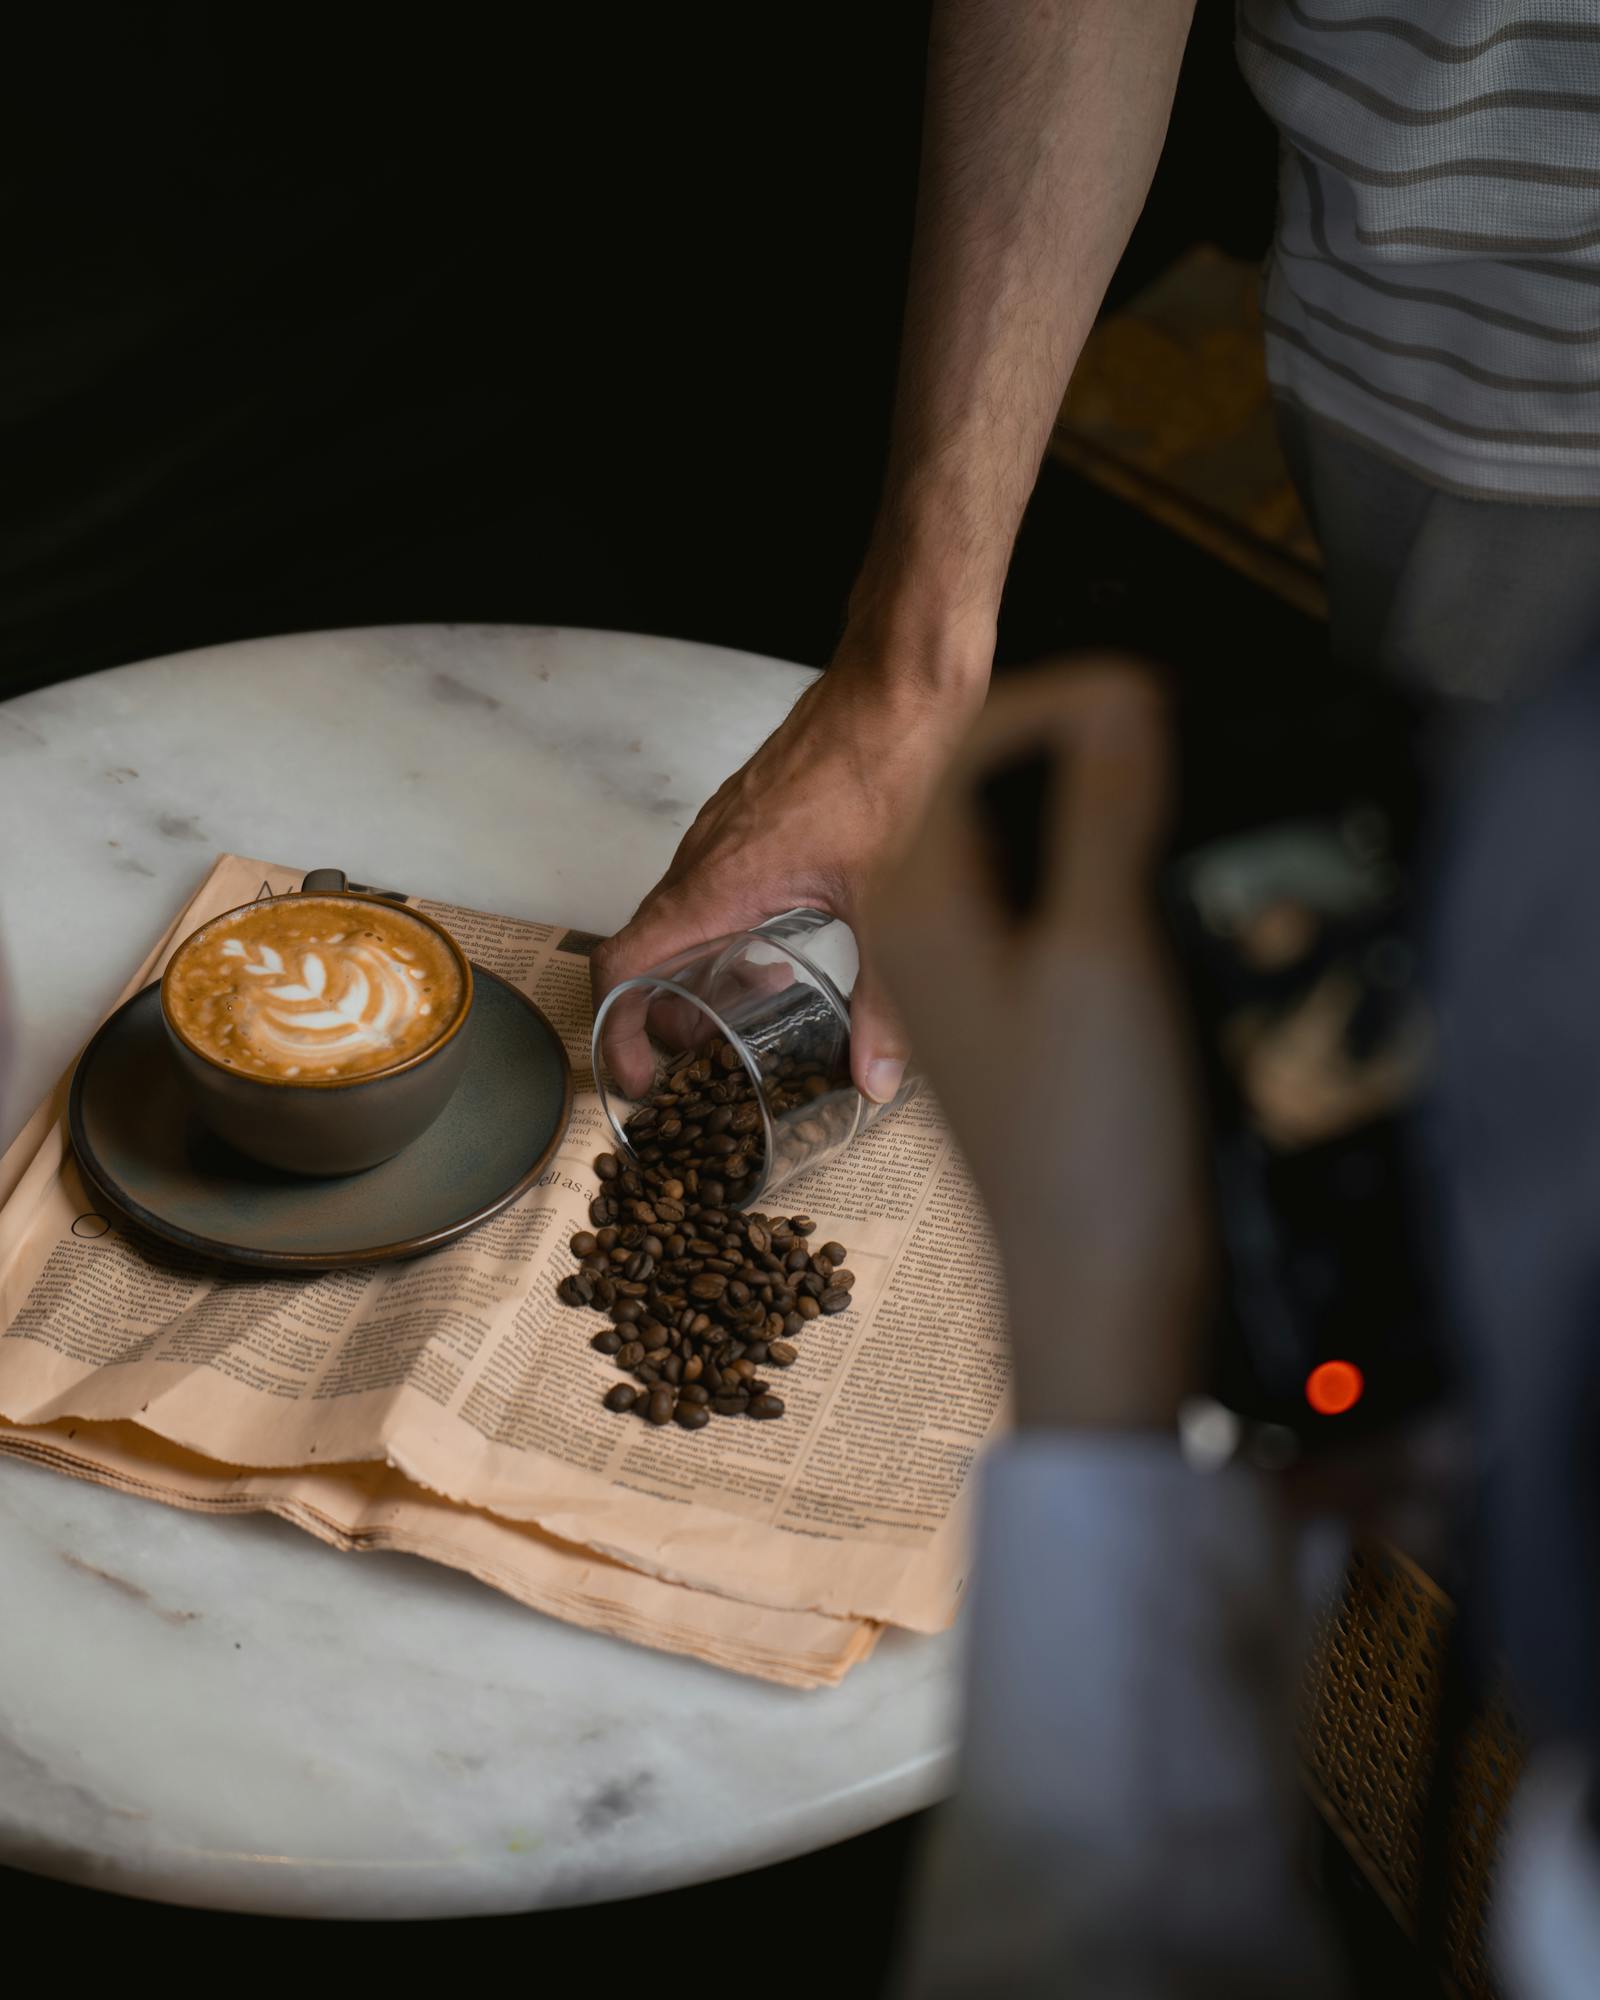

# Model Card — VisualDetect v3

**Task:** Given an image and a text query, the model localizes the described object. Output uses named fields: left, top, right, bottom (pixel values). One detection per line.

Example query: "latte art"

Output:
left=165, top=895, right=467, bottom=1081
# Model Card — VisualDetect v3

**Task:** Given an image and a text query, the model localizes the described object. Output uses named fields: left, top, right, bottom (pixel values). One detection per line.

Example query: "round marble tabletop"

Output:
left=0, top=625, right=960, bottom=1917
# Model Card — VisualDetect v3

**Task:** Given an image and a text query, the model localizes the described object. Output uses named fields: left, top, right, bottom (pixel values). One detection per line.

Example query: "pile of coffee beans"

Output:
left=555, top=1035, right=855, bottom=1429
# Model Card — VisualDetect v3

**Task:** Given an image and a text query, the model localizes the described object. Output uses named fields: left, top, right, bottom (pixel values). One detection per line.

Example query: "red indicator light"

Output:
left=1305, top=1360, right=1364, bottom=1416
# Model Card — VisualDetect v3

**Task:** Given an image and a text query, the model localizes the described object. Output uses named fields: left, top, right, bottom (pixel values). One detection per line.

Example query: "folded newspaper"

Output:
left=0, top=856, right=1010, bottom=1686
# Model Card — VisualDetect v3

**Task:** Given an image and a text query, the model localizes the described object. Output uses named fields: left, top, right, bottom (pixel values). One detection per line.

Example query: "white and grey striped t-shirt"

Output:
left=1237, top=1, right=1600, bottom=504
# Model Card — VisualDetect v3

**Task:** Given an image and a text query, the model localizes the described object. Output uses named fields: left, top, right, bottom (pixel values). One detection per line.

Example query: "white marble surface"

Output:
left=0, top=625, right=960, bottom=1916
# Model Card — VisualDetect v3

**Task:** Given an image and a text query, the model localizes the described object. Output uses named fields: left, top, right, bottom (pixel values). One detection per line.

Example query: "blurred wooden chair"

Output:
left=1302, top=1542, right=1525, bottom=2000
left=1053, top=244, right=1325, bottom=620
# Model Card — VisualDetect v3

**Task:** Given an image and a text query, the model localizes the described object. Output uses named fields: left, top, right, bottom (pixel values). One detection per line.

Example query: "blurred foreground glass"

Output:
left=591, top=909, right=921, bottom=1207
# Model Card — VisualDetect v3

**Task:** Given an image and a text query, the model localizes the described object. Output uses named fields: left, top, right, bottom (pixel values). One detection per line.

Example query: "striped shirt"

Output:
left=1237, top=1, right=1600, bottom=504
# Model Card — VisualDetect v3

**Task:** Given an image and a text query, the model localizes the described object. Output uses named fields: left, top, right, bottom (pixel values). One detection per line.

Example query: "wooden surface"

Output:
left=1054, top=245, right=1327, bottom=621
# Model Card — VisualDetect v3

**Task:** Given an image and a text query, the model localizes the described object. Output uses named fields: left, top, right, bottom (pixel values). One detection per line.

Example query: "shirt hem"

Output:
left=1267, top=368, right=1600, bottom=511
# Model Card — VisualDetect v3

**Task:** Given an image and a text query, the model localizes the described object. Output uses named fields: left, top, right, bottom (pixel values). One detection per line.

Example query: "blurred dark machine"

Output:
left=980, top=662, right=1443, bottom=1449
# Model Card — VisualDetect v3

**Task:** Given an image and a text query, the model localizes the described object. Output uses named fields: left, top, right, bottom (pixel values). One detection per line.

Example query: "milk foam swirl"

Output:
left=220, top=932, right=433, bottom=1068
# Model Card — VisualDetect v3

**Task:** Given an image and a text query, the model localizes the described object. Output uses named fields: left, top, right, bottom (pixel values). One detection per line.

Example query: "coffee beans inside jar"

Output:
left=555, top=1035, right=856, bottom=1429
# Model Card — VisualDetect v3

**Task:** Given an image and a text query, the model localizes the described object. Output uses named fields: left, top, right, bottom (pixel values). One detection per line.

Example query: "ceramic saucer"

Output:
left=68, top=966, right=572, bottom=1270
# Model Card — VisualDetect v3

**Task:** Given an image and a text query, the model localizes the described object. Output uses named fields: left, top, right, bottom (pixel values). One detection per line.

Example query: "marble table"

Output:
left=0, top=625, right=960, bottom=1917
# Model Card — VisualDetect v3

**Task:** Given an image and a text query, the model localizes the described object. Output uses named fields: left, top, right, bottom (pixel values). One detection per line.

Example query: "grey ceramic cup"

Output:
left=160, top=870, right=475, bottom=1177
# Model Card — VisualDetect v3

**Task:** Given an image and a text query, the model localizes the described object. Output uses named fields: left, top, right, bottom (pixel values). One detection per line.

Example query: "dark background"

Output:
left=4, top=2, right=1285, bottom=703
left=2, top=4, right=1384, bottom=1989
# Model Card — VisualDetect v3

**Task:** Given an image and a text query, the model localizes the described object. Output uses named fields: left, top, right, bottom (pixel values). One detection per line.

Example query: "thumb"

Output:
left=591, top=895, right=705, bottom=1101
left=849, top=950, right=912, bottom=1106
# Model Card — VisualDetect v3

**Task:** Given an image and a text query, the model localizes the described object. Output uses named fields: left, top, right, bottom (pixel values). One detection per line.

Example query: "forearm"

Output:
left=852, top=0, right=1194, bottom=680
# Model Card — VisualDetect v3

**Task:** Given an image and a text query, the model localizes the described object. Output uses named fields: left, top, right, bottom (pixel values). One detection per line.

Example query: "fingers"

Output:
left=593, top=889, right=809, bottom=1099
left=591, top=892, right=711, bottom=1099
left=872, top=657, right=1171, bottom=953
left=847, top=953, right=913, bottom=1104
left=593, top=984, right=657, bottom=1098
left=863, top=718, right=1011, bottom=1046
left=1044, top=665, right=1173, bottom=930
left=933, top=658, right=1170, bottom=918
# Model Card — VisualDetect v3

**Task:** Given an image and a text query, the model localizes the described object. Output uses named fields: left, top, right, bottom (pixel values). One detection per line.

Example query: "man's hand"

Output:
left=868, top=659, right=1213, bottom=1432
left=594, top=2, right=1193, bottom=1114
left=592, top=644, right=987, bottom=1104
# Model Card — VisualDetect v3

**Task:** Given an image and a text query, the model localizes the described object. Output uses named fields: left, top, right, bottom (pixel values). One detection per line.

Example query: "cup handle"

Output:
left=300, top=868, right=349, bottom=894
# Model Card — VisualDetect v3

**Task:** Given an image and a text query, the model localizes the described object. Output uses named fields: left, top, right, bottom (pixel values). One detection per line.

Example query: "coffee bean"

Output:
left=564, top=1035, right=861, bottom=1429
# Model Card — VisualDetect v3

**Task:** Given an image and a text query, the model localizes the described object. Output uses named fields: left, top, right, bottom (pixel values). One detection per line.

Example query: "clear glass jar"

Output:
left=591, top=908, right=920, bottom=1207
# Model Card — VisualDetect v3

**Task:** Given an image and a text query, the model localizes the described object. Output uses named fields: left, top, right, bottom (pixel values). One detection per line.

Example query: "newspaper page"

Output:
left=0, top=856, right=1009, bottom=1633
left=0, top=1416, right=876, bottom=1688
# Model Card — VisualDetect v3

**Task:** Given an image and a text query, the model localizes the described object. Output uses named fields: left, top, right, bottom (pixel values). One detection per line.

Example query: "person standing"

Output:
left=600, top=1, right=1600, bottom=1089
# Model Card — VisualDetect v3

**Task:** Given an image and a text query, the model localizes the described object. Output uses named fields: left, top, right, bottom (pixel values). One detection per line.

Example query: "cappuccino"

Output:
left=166, top=896, right=466, bottom=1081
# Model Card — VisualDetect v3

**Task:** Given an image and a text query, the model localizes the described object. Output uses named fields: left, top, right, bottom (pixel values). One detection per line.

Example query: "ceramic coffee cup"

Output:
left=160, top=869, right=475, bottom=1176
